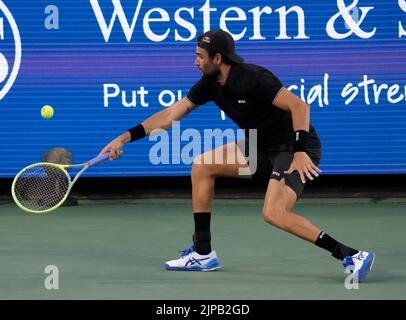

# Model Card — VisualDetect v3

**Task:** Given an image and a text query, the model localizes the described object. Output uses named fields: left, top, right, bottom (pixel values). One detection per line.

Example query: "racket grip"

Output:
left=87, top=152, right=110, bottom=167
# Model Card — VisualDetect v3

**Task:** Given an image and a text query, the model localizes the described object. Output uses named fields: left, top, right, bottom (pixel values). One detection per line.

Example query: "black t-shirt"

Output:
left=187, top=63, right=318, bottom=150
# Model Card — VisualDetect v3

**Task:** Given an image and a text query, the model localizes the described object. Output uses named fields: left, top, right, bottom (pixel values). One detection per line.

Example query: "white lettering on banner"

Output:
left=0, top=17, right=3, bottom=40
left=341, top=83, right=359, bottom=105
left=89, top=0, right=406, bottom=42
left=158, top=90, right=183, bottom=107
left=0, top=16, right=5, bottom=83
left=248, top=7, right=272, bottom=40
left=345, top=6, right=359, bottom=30
left=159, top=90, right=174, bottom=107
left=326, top=0, right=376, bottom=39
left=174, top=7, right=196, bottom=41
left=90, top=0, right=309, bottom=42
left=199, top=0, right=217, bottom=33
left=104, top=83, right=119, bottom=107
left=341, top=75, right=406, bottom=105
left=0, top=1, right=21, bottom=102
left=399, top=0, right=406, bottom=38
left=89, top=0, right=144, bottom=42
left=102, top=75, right=405, bottom=111
left=287, top=73, right=329, bottom=107
left=275, top=6, right=309, bottom=40
left=143, top=8, right=170, bottom=42
left=220, top=7, right=247, bottom=41
left=103, top=83, right=149, bottom=108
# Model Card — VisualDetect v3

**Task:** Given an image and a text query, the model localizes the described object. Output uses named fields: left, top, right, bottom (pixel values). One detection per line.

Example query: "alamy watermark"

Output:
left=44, top=265, right=59, bottom=290
left=344, top=265, right=359, bottom=290
left=148, top=121, right=257, bottom=176
left=44, top=5, right=59, bottom=30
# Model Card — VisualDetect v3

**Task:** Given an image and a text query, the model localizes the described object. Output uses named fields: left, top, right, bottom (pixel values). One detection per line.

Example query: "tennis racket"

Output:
left=11, top=152, right=110, bottom=214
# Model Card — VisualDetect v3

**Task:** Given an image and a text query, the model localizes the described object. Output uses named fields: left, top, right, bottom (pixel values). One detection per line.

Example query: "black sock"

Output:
left=193, top=212, right=212, bottom=255
left=315, top=231, right=358, bottom=260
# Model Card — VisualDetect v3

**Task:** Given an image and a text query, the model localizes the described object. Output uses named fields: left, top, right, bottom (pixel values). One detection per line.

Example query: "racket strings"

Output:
left=13, top=165, right=70, bottom=212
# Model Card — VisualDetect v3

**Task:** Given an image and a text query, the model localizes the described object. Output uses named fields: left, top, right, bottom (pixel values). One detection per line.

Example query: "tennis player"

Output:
left=99, top=29, right=375, bottom=281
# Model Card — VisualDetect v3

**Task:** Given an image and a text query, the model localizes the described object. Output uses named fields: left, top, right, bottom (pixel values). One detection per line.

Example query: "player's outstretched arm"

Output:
left=99, top=97, right=197, bottom=160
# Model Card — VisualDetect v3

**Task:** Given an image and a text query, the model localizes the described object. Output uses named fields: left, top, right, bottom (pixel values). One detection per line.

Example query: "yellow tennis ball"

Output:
left=41, top=105, right=54, bottom=119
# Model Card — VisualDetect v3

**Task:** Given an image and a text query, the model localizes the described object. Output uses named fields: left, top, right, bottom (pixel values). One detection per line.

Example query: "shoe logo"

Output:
left=186, top=257, right=210, bottom=266
left=356, top=252, right=366, bottom=260
left=272, top=171, right=281, bottom=177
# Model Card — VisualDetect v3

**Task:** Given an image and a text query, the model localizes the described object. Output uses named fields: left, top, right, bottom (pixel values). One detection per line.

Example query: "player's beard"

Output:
left=202, top=68, right=220, bottom=82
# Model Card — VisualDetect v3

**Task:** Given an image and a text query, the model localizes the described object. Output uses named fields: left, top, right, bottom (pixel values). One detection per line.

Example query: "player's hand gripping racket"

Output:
left=11, top=152, right=110, bottom=214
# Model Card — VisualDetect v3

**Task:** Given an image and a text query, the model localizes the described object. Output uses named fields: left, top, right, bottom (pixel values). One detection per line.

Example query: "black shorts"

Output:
left=237, top=135, right=322, bottom=200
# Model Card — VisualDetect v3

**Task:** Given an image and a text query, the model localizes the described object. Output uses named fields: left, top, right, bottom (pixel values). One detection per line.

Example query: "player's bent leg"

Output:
left=262, top=178, right=321, bottom=243
left=192, top=142, right=251, bottom=212
left=262, top=179, right=375, bottom=281
left=165, top=143, right=251, bottom=271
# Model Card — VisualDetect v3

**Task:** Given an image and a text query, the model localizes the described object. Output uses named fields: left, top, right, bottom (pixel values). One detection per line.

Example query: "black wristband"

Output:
left=293, top=130, right=309, bottom=152
left=128, top=124, right=146, bottom=142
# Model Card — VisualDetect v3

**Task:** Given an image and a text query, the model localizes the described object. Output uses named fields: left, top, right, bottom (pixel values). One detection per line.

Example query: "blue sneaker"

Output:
left=165, top=246, right=221, bottom=271
left=342, top=251, right=375, bottom=282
